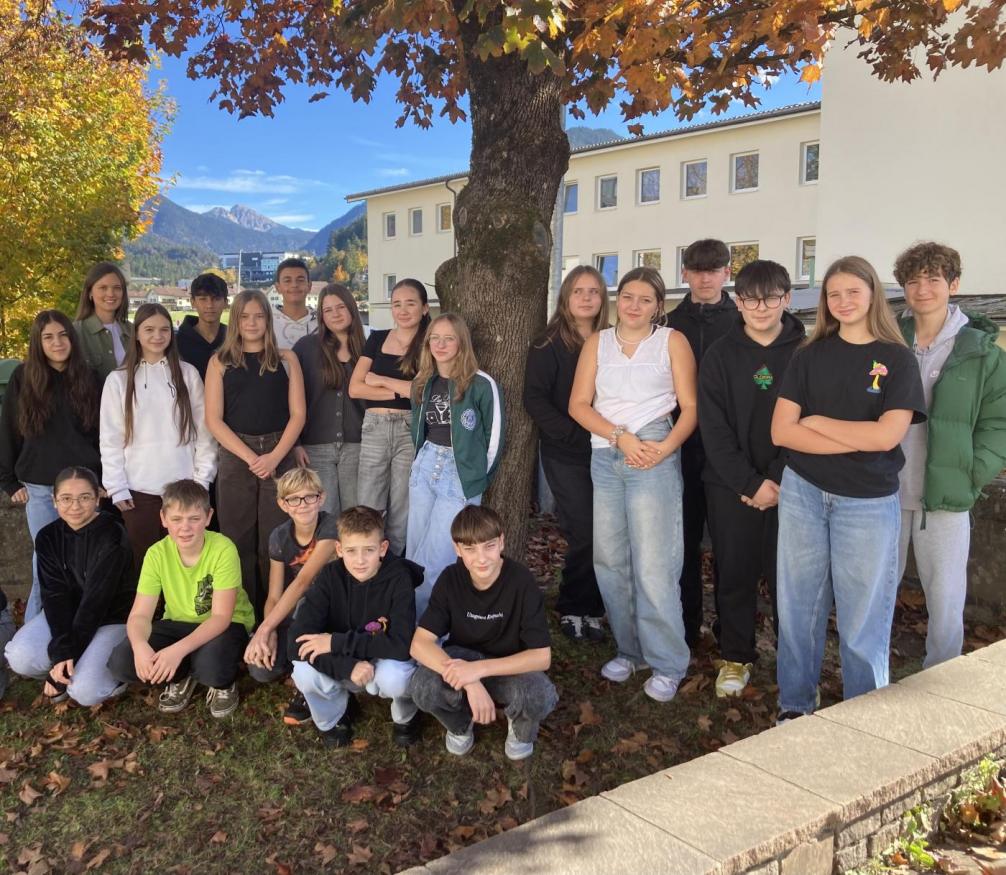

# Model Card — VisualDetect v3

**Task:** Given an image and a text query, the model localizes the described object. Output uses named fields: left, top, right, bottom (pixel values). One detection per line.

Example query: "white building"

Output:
left=348, top=41, right=1005, bottom=330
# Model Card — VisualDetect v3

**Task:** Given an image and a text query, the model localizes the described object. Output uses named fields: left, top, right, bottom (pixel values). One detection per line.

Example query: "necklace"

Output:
left=615, top=325, right=654, bottom=346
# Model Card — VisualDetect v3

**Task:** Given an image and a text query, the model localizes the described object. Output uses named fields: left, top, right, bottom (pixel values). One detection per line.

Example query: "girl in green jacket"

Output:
left=73, top=262, right=134, bottom=381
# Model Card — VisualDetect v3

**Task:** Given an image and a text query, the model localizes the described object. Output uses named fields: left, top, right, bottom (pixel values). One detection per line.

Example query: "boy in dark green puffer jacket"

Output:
left=895, top=242, right=1006, bottom=668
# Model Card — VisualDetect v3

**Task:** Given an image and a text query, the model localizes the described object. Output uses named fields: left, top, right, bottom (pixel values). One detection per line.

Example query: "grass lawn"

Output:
left=2, top=515, right=1003, bottom=874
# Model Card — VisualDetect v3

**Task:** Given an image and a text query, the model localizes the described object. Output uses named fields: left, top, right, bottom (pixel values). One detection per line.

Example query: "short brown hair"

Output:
left=161, top=479, right=211, bottom=512
left=893, top=241, right=962, bottom=287
left=450, top=505, right=504, bottom=546
left=337, top=506, right=385, bottom=540
left=276, top=467, right=323, bottom=500
left=683, top=239, right=730, bottom=272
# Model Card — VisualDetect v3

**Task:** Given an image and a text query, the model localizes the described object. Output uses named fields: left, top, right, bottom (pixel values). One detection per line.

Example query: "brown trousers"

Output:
left=121, top=491, right=164, bottom=577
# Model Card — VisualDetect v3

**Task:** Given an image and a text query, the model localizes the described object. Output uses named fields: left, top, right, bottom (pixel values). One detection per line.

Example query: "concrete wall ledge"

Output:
left=404, top=639, right=1006, bottom=875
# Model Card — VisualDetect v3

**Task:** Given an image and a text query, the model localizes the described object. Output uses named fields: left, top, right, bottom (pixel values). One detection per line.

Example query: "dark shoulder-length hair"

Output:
left=537, top=265, right=610, bottom=351
left=316, top=284, right=366, bottom=390
left=17, top=310, right=99, bottom=437
left=391, top=278, right=430, bottom=378
left=75, top=262, right=129, bottom=322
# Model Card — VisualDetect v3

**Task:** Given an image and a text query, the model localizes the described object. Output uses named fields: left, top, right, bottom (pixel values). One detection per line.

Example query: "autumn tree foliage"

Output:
left=0, top=0, right=169, bottom=357
left=83, top=0, right=1005, bottom=550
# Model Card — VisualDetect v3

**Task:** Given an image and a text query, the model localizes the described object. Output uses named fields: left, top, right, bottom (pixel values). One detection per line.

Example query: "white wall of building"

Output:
left=816, top=34, right=1006, bottom=293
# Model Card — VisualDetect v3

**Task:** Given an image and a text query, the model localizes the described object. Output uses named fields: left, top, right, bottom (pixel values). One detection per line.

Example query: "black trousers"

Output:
left=705, top=483, right=778, bottom=664
left=542, top=454, right=605, bottom=617
left=678, top=442, right=711, bottom=645
left=107, top=620, right=249, bottom=689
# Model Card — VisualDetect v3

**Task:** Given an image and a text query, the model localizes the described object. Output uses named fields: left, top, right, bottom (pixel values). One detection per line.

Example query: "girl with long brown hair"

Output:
left=205, top=289, right=306, bottom=617
left=770, top=256, right=926, bottom=721
left=292, top=284, right=367, bottom=516
left=0, top=311, right=101, bottom=620
left=100, top=304, right=217, bottom=571
left=407, top=312, right=504, bottom=615
left=523, top=265, right=610, bottom=643
left=73, top=262, right=134, bottom=380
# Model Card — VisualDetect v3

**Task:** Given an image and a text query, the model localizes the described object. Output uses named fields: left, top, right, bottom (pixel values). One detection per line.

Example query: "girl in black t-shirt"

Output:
left=349, top=279, right=430, bottom=557
left=770, top=256, right=925, bottom=721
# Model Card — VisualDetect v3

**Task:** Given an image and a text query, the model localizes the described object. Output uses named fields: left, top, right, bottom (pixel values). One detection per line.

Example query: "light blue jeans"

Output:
left=4, top=612, right=127, bottom=706
left=407, top=442, right=481, bottom=618
left=303, top=441, right=362, bottom=517
left=776, top=467, right=901, bottom=713
left=291, top=658, right=417, bottom=730
left=591, top=418, right=690, bottom=680
left=24, top=483, right=60, bottom=621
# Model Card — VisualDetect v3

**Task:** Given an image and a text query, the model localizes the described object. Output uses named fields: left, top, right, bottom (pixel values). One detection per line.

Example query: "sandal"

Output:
left=44, top=672, right=69, bottom=704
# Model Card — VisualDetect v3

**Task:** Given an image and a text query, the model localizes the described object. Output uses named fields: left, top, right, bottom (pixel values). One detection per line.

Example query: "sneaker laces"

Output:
left=560, top=615, right=584, bottom=635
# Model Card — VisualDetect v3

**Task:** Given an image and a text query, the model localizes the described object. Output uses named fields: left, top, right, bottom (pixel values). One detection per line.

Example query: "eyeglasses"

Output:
left=55, top=494, right=97, bottom=508
left=282, top=493, right=322, bottom=507
left=738, top=295, right=787, bottom=311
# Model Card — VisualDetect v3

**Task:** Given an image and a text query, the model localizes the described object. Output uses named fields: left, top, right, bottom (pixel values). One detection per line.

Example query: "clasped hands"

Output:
left=442, top=658, right=496, bottom=724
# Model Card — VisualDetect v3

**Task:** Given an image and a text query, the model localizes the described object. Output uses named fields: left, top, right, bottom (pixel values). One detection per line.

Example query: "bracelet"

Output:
left=609, top=425, right=627, bottom=447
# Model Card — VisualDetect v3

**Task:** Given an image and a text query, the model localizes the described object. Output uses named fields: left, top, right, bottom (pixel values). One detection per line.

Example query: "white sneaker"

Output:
left=643, top=673, right=679, bottom=703
left=601, top=657, right=646, bottom=683
left=504, top=718, right=534, bottom=761
left=445, top=722, right=475, bottom=756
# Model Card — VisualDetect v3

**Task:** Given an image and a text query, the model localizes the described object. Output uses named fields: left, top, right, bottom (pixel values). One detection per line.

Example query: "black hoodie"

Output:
left=176, top=315, right=225, bottom=382
left=36, top=511, right=135, bottom=663
left=698, top=311, right=806, bottom=497
left=288, top=555, right=423, bottom=681
left=523, top=333, right=591, bottom=465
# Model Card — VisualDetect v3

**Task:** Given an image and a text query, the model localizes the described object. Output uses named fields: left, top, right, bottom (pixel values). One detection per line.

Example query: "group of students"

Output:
left=0, top=236, right=1002, bottom=750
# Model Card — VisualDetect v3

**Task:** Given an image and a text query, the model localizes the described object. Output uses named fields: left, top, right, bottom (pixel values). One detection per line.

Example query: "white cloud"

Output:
left=377, top=167, right=410, bottom=178
left=174, top=169, right=332, bottom=195
left=263, top=197, right=289, bottom=206
left=271, top=214, right=315, bottom=226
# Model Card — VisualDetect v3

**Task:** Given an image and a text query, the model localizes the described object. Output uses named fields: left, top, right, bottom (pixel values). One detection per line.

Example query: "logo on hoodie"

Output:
left=753, top=365, right=773, bottom=391
left=460, top=408, right=477, bottom=431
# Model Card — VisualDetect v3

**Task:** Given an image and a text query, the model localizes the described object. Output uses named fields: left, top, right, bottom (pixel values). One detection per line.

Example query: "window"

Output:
left=638, top=168, right=660, bottom=204
left=437, top=203, right=452, bottom=232
left=597, top=175, right=618, bottom=210
left=383, top=212, right=397, bottom=239
left=635, top=249, right=661, bottom=270
left=594, top=253, right=619, bottom=289
left=409, top=208, right=423, bottom=236
left=729, top=242, right=760, bottom=275
left=731, top=152, right=759, bottom=193
left=797, top=237, right=816, bottom=282
left=681, top=160, right=707, bottom=198
left=675, top=246, right=688, bottom=286
left=563, top=182, right=579, bottom=214
left=562, top=256, right=580, bottom=277
left=801, top=141, right=820, bottom=184
left=384, top=274, right=397, bottom=300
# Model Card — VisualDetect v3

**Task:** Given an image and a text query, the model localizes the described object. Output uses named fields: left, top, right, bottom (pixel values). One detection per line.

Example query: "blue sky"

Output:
left=155, top=54, right=821, bottom=232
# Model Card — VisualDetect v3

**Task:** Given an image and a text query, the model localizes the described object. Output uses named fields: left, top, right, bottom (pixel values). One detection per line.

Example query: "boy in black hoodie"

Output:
left=698, top=260, right=804, bottom=698
left=289, top=505, right=423, bottom=748
left=667, top=238, right=738, bottom=646
left=176, top=273, right=227, bottom=381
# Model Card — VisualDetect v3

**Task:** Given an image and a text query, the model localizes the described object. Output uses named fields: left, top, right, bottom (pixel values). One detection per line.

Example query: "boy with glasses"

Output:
left=244, top=467, right=338, bottom=724
left=697, top=260, right=804, bottom=697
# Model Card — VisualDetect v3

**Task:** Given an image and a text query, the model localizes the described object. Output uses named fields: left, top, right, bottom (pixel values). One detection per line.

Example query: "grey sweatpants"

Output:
left=898, top=509, right=971, bottom=669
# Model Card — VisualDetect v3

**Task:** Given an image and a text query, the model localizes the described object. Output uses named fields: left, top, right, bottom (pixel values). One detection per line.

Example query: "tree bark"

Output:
left=434, top=40, right=569, bottom=558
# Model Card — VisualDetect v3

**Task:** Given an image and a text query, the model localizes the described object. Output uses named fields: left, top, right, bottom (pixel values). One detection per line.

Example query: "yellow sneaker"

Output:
left=714, top=660, right=752, bottom=699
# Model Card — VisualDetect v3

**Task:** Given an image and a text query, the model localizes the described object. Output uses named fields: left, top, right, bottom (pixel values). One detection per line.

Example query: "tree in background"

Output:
left=0, top=0, right=169, bottom=357
left=84, top=0, right=1006, bottom=552
left=310, top=215, right=368, bottom=291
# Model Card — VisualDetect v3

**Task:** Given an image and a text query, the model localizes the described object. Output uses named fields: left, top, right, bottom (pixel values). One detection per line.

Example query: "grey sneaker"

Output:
left=504, top=718, right=534, bottom=761
left=206, top=683, right=240, bottom=719
left=158, top=675, right=197, bottom=713
left=445, top=722, right=475, bottom=756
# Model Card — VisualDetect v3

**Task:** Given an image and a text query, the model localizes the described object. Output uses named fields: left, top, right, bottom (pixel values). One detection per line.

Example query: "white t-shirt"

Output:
left=272, top=306, right=317, bottom=350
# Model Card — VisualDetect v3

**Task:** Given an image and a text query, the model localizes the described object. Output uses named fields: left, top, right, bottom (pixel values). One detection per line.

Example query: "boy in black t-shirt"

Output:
left=409, top=506, right=558, bottom=761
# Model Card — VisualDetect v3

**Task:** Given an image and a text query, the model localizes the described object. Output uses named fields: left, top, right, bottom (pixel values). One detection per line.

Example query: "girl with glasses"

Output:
left=4, top=467, right=134, bottom=706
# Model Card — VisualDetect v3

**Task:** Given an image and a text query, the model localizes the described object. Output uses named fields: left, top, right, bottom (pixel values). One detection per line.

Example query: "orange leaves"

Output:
left=799, top=63, right=822, bottom=85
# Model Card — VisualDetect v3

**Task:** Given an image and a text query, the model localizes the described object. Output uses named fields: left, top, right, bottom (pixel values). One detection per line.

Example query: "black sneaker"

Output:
left=283, top=691, right=311, bottom=726
left=320, top=696, right=360, bottom=748
left=583, top=616, right=606, bottom=642
left=559, top=615, right=585, bottom=640
left=391, top=710, right=423, bottom=748
left=776, top=710, right=806, bottom=726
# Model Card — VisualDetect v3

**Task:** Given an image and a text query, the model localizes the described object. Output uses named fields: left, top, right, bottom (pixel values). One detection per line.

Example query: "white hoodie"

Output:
left=100, top=359, right=218, bottom=503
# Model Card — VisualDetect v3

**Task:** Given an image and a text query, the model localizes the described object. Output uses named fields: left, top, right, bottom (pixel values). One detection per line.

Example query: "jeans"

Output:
left=408, top=646, right=558, bottom=743
left=776, top=467, right=901, bottom=713
left=5, top=612, right=127, bottom=706
left=0, top=607, right=15, bottom=699
left=303, top=441, right=362, bottom=517
left=357, top=411, right=413, bottom=556
left=591, top=418, right=690, bottom=680
left=291, top=658, right=417, bottom=730
left=898, top=509, right=971, bottom=669
left=107, top=620, right=249, bottom=689
left=541, top=454, right=604, bottom=618
left=24, top=483, right=60, bottom=621
left=407, top=442, right=481, bottom=618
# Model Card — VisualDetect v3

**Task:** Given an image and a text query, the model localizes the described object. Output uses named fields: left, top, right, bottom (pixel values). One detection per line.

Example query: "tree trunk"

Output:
left=434, top=43, right=569, bottom=559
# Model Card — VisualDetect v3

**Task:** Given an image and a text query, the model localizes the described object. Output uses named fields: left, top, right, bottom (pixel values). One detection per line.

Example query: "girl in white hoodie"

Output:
left=100, top=303, right=217, bottom=571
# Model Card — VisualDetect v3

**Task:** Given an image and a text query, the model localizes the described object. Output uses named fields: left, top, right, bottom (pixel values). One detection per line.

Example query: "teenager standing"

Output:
left=177, top=272, right=229, bottom=380
left=73, top=262, right=134, bottom=380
